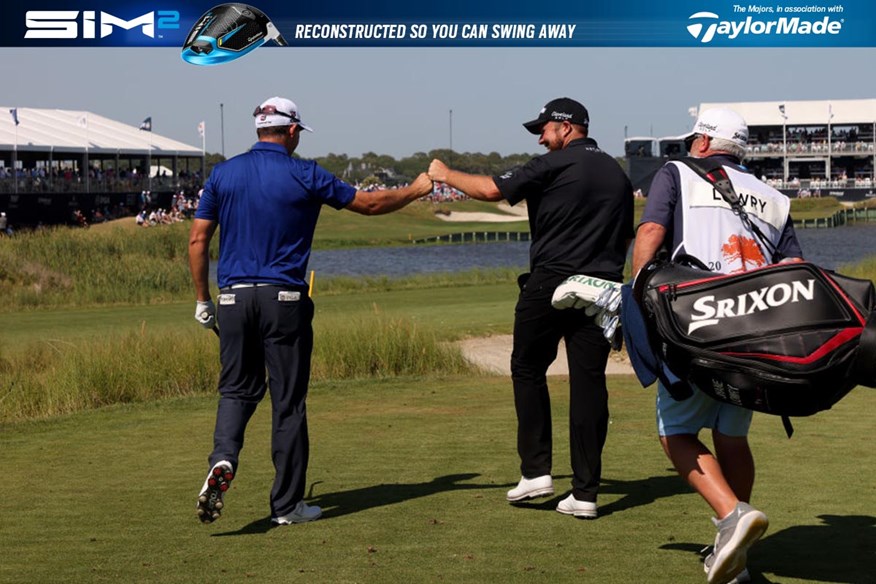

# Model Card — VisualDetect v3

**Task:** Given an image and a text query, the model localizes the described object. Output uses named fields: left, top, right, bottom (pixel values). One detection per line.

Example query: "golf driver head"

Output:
left=181, top=3, right=287, bottom=66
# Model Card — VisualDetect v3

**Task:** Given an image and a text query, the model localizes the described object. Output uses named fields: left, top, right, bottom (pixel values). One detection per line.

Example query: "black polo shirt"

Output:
left=493, top=137, right=634, bottom=281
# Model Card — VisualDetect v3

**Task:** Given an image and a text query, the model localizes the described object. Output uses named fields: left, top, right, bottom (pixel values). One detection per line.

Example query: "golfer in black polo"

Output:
left=429, top=98, right=633, bottom=518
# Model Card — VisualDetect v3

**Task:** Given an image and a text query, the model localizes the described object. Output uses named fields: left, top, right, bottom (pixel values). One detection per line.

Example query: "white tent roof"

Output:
left=697, top=99, right=876, bottom=127
left=0, top=107, right=202, bottom=156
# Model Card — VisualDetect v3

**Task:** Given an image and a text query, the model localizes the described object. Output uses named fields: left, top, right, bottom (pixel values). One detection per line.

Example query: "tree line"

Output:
left=204, top=150, right=536, bottom=186
left=204, top=149, right=628, bottom=186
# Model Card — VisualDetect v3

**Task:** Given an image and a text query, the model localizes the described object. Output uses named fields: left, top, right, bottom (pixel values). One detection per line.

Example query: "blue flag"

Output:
left=9, top=108, right=19, bottom=126
left=139, top=116, right=152, bottom=131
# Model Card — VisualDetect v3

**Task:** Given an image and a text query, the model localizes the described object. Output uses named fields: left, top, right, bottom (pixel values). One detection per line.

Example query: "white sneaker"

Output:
left=706, top=502, right=768, bottom=584
left=556, top=494, right=598, bottom=519
left=705, top=555, right=751, bottom=584
left=196, top=460, right=234, bottom=524
left=271, top=500, right=322, bottom=525
left=506, top=475, right=554, bottom=502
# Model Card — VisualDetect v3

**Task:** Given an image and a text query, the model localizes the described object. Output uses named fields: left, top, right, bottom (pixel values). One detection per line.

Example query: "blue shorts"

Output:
left=656, top=381, right=752, bottom=437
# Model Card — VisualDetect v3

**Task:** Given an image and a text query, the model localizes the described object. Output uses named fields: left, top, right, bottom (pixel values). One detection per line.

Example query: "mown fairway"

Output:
left=2, top=375, right=874, bottom=583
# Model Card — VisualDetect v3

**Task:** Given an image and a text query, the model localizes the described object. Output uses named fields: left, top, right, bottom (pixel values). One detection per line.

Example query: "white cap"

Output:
left=253, top=97, right=313, bottom=132
left=683, top=108, right=748, bottom=148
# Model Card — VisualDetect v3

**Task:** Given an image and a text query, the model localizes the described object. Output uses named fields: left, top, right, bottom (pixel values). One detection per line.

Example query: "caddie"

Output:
left=631, top=107, right=803, bottom=584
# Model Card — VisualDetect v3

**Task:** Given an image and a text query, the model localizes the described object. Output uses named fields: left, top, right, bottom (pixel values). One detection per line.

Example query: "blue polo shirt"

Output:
left=195, top=142, right=356, bottom=288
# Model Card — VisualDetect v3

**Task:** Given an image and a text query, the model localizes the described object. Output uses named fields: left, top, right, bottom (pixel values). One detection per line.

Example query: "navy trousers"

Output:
left=209, top=284, right=313, bottom=518
left=510, top=271, right=611, bottom=503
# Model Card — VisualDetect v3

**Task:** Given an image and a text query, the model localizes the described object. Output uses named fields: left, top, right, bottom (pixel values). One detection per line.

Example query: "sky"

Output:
left=3, top=47, right=876, bottom=161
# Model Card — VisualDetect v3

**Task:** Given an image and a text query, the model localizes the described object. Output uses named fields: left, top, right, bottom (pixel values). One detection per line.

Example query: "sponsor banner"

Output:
left=781, top=188, right=876, bottom=201
left=0, top=1, right=874, bottom=49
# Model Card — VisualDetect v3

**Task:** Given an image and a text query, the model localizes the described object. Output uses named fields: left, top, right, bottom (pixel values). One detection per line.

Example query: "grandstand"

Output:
left=626, top=99, right=876, bottom=202
left=0, top=107, right=204, bottom=226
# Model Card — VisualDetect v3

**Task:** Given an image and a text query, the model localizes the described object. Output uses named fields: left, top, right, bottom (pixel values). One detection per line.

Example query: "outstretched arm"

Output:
left=428, top=159, right=503, bottom=202
left=345, top=172, right=433, bottom=216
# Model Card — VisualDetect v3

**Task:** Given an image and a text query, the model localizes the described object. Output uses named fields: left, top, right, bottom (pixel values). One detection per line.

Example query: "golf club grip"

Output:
left=212, top=325, right=220, bottom=337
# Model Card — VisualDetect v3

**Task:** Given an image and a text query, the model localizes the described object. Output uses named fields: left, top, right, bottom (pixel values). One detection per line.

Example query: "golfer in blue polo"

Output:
left=189, top=96, right=432, bottom=525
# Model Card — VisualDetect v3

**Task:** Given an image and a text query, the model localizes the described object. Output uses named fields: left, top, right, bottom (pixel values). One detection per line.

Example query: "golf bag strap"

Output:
left=678, top=158, right=783, bottom=263
left=854, top=311, right=876, bottom=383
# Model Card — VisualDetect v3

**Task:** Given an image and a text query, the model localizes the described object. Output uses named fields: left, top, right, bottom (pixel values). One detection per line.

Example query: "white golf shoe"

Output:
left=556, top=494, right=598, bottom=519
left=196, top=460, right=234, bottom=524
left=506, top=475, right=554, bottom=502
left=271, top=500, right=323, bottom=525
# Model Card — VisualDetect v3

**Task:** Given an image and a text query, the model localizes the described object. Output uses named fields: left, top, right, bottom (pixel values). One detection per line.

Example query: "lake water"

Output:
left=306, top=223, right=875, bottom=278
left=207, top=224, right=874, bottom=281
left=793, top=224, right=875, bottom=269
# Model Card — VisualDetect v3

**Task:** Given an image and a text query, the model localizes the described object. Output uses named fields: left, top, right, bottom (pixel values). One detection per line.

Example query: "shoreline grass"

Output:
left=1, top=195, right=867, bottom=311
left=0, top=215, right=523, bottom=311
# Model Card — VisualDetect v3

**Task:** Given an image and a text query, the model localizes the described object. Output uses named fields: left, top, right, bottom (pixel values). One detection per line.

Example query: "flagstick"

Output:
left=146, top=129, right=152, bottom=193
left=12, top=110, right=18, bottom=195
left=85, top=114, right=90, bottom=194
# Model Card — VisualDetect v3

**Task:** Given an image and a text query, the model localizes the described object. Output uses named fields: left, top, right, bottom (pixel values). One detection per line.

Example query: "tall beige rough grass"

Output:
left=0, top=316, right=476, bottom=423
left=0, top=327, right=217, bottom=422
left=312, top=316, right=474, bottom=379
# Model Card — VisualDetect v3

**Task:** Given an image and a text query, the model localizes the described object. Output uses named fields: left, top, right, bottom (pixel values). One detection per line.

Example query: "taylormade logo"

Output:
left=688, top=279, right=816, bottom=334
left=686, top=11, right=842, bottom=43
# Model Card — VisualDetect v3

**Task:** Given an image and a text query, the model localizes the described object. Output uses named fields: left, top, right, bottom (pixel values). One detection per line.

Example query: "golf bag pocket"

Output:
left=636, top=258, right=876, bottom=417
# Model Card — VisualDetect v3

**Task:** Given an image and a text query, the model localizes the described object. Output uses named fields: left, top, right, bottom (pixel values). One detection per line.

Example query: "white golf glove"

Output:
left=195, top=299, right=216, bottom=329
left=551, top=275, right=621, bottom=316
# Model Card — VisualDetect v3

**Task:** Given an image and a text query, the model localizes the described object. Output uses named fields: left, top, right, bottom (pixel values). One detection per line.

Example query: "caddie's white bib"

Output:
left=670, top=161, right=791, bottom=274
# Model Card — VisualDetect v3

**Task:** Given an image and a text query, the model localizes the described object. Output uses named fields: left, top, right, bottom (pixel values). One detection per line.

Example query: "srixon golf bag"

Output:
left=633, top=255, right=876, bottom=433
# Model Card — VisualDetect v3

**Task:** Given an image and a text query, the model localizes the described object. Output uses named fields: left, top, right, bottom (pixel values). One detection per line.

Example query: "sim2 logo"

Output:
left=24, top=9, right=180, bottom=40
left=686, top=11, right=843, bottom=44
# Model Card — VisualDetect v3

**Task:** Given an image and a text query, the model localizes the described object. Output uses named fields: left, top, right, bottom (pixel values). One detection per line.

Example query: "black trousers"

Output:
left=210, top=285, right=313, bottom=518
left=510, top=271, right=611, bottom=503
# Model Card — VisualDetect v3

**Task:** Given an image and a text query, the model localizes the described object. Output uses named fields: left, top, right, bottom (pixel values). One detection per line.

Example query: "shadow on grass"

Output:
left=214, top=473, right=697, bottom=536
left=660, top=514, right=875, bottom=584
left=213, top=516, right=277, bottom=536
left=213, top=473, right=496, bottom=537
left=599, top=474, right=692, bottom=517
left=507, top=473, right=691, bottom=517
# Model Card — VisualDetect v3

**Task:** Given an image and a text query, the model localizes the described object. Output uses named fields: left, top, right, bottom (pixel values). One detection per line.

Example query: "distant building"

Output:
left=626, top=99, right=876, bottom=202
left=0, top=107, right=204, bottom=225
